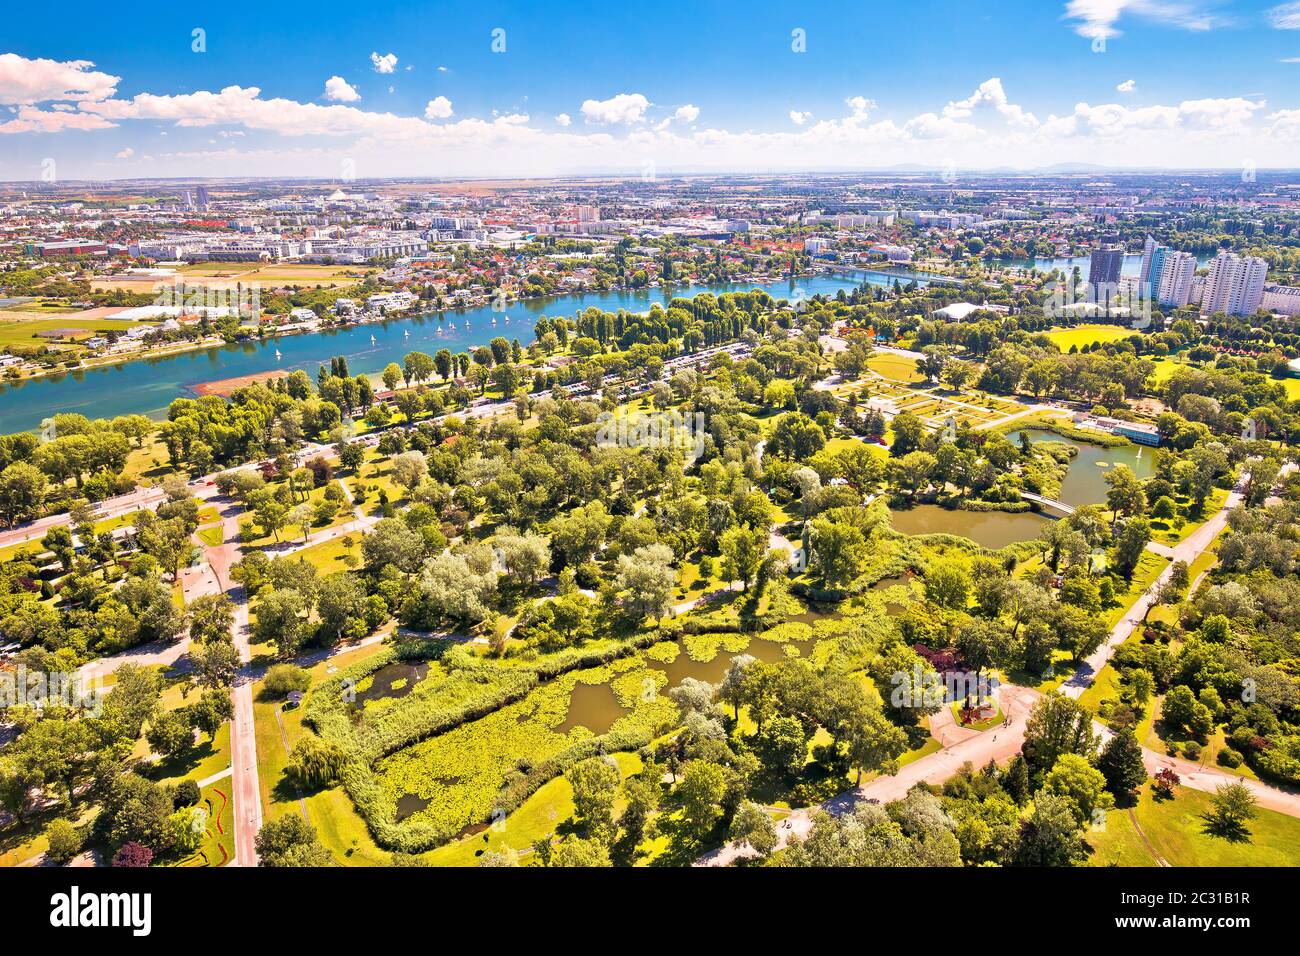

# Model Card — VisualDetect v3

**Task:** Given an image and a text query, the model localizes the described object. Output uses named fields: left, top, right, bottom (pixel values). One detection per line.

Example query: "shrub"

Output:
left=1183, top=741, right=1202, bottom=761
left=263, top=663, right=311, bottom=699
left=172, top=779, right=201, bottom=809
left=111, top=841, right=153, bottom=867
left=1217, top=747, right=1243, bottom=768
left=45, top=819, right=82, bottom=864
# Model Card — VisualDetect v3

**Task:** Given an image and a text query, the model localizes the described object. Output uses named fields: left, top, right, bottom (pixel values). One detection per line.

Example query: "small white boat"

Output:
left=275, top=349, right=282, bottom=360
left=404, top=329, right=410, bottom=339
left=370, top=334, right=376, bottom=346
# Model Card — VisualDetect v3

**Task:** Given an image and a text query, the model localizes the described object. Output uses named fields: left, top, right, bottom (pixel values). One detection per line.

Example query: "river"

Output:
left=0, top=271, right=895, bottom=433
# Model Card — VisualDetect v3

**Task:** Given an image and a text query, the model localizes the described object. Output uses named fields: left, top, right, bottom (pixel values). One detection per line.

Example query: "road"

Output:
left=178, top=497, right=263, bottom=867
left=1059, top=472, right=1246, bottom=700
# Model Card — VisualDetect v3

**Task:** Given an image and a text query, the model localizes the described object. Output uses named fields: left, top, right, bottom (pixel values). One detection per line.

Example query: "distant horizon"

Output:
left=5, top=164, right=1300, bottom=189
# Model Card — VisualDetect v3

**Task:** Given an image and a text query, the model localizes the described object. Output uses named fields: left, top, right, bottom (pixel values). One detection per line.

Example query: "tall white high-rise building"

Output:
left=1156, top=251, right=1197, bottom=308
left=1138, top=234, right=1158, bottom=292
left=1201, top=253, right=1267, bottom=317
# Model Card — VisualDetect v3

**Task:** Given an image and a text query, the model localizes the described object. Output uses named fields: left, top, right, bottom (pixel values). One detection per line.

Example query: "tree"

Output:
left=46, top=818, right=83, bottom=864
left=263, top=664, right=311, bottom=698
left=924, top=558, right=971, bottom=610
left=888, top=451, right=937, bottom=498
left=676, top=761, right=726, bottom=840
left=390, top=450, right=428, bottom=492
left=381, top=362, right=403, bottom=393
left=316, top=573, right=369, bottom=644
left=568, top=756, right=621, bottom=838
left=256, top=814, right=332, bottom=866
left=1097, top=729, right=1147, bottom=807
left=146, top=710, right=195, bottom=761
left=188, top=593, right=234, bottom=644
left=404, top=551, right=498, bottom=627
left=287, top=736, right=347, bottom=789
left=0, top=462, right=47, bottom=525
left=729, top=801, right=778, bottom=860
left=719, top=524, right=765, bottom=591
left=403, top=351, right=435, bottom=386
left=551, top=837, right=612, bottom=867
left=1204, top=782, right=1257, bottom=841
left=1044, top=753, right=1113, bottom=826
left=253, top=588, right=311, bottom=660
left=1114, top=517, right=1152, bottom=578
left=189, top=688, right=233, bottom=741
left=1105, top=465, right=1146, bottom=517
left=494, top=529, right=552, bottom=586
left=614, top=544, right=677, bottom=620
left=716, top=654, right=755, bottom=721
left=1022, top=693, right=1097, bottom=777
left=809, top=517, right=867, bottom=589
left=768, top=412, right=826, bottom=461
left=190, top=639, right=241, bottom=690
left=111, top=842, right=153, bottom=867
left=1015, top=792, right=1088, bottom=867
left=755, top=715, right=807, bottom=777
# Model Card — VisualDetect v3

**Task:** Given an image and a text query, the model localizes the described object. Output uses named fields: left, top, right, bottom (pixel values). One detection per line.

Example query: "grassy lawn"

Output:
left=197, top=525, right=225, bottom=546
left=1103, top=550, right=1167, bottom=629
left=0, top=315, right=144, bottom=348
left=291, top=532, right=365, bottom=573
left=867, top=352, right=924, bottom=384
left=253, top=640, right=391, bottom=865
left=1044, top=324, right=1136, bottom=351
left=1088, top=785, right=1300, bottom=866
left=1148, top=486, right=1229, bottom=547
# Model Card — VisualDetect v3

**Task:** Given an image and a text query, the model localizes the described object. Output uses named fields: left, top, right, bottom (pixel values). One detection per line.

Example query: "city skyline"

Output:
left=4, top=0, right=1300, bottom=180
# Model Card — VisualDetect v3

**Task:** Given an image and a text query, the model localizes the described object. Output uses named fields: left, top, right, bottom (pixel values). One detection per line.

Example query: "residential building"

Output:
left=1155, top=251, right=1197, bottom=308
left=1201, top=252, right=1267, bottom=317
left=1262, top=284, right=1300, bottom=316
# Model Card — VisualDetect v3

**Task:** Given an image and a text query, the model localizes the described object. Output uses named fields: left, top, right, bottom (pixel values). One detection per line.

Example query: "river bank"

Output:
left=0, top=271, right=887, bottom=432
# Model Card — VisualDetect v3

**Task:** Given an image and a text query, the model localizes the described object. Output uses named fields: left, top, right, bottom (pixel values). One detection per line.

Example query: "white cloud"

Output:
left=1117, top=79, right=1137, bottom=93
left=15, top=66, right=1300, bottom=175
left=437, top=65, right=448, bottom=72
left=0, top=105, right=117, bottom=133
left=1270, top=2, right=1300, bottom=28
left=1064, top=0, right=1223, bottom=40
left=943, top=78, right=1038, bottom=127
left=672, top=104, right=699, bottom=124
left=370, top=52, right=398, bottom=74
left=845, top=96, right=876, bottom=117
left=324, top=76, right=360, bottom=102
left=1266, top=108, right=1300, bottom=139
left=1283, top=56, right=1300, bottom=62
left=424, top=96, right=453, bottom=120
left=115, top=146, right=133, bottom=158
left=0, top=53, right=119, bottom=105
left=581, top=92, right=650, bottom=124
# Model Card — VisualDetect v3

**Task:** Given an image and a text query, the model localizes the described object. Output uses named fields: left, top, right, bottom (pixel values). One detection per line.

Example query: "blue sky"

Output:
left=2, top=0, right=1300, bottom=178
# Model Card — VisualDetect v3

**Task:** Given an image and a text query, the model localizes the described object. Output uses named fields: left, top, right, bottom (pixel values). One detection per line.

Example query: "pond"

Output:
left=356, top=661, right=431, bottom=705
left=394, top=793, right=430, bottom=822
left=1012, top=428, right=1156, bottom=507
left=647, top=635, right=812, bottom=688
left=887, top=504, right=1049, bottom=549
left=554, top=682, right=630, bottom=736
